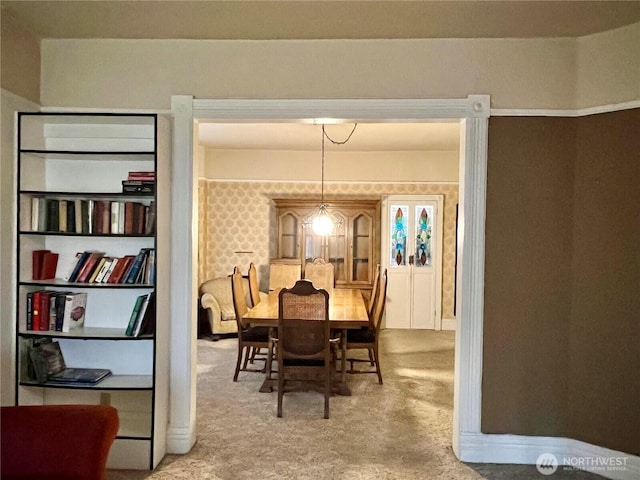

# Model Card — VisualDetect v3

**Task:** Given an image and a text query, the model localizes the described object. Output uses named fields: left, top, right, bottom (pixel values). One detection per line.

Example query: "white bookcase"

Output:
left=15, top=112, right=170, bottom=470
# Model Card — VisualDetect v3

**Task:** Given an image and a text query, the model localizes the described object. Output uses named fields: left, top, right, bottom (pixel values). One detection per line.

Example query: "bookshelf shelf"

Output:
left=14, top=112, right=168, bottom=471
left=19, top=374, right=154, bottom=390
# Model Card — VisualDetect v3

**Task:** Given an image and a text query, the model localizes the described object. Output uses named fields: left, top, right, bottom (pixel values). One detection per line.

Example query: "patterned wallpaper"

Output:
left=198, top=180, right=459, bottom=320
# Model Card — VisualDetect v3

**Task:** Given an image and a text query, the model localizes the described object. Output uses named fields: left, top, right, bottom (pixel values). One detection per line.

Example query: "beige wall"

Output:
left=576, top=24, right=640, bottom=108
left=38, top=37, right=573, bottom=110
left=199, top=180, right=459, bottom=320
left=0, top=13, right=40, bottom=104
left=203, top=149, right=459, bottom=183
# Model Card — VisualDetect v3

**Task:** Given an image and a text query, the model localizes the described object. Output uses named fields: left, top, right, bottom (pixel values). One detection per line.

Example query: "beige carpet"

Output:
left=107, top=330, right=604, bottom=480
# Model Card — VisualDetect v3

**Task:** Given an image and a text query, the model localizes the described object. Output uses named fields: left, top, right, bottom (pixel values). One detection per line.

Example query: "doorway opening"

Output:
left=168, top=96, right=490, bottom=459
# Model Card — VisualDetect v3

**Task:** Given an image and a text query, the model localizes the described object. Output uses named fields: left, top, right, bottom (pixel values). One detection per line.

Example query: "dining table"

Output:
left=242, top=287, right=370, bottom=395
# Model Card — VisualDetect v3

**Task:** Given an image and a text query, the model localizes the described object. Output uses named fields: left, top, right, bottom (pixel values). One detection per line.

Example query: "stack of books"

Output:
left=62, top=248, right=155, bottom=285
left=26, top=290, right=87, bottom=332
left=122, top=171, right=155, bottom=194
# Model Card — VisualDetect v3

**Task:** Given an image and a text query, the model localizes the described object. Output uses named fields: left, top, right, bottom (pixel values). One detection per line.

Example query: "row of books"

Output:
left=122, top=170, right=155, bottom=194
left=125, top=292, right=156, bottom=337
left=26, top=290, right=87, bottom=332
left=26, top=197, right=155, bottom=235
left=62, top=248, right=155, bottom=285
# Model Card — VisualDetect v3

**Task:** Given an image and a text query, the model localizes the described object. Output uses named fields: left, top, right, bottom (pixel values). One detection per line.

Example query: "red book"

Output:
left=40, top=252, right=59, bottom=280
left=107, top=255, right=135, bottom=284
left=75, top=252, right=105, bottom=283
left=39, top=291, right=54, bottom=331
left=132, top=203, right=146, bottom=234
left=31, top=290, right=43, bottom=330
left=32, top=250, right=50, bottom=280
left=124, top=202, right=135, bottom=234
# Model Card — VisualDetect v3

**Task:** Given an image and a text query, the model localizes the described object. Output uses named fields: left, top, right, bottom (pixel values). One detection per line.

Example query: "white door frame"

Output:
left=168, top=95, right=491, bottom=460
left=381, top=194, right=444, bottom=330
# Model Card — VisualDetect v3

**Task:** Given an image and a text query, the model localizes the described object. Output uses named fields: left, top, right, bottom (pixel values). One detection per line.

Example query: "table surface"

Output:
left=243, top=288, right=370, bottom=329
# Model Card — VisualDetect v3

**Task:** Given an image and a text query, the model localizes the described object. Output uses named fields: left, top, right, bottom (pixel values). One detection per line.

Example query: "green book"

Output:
left=125, top=294, right=146, bottom=336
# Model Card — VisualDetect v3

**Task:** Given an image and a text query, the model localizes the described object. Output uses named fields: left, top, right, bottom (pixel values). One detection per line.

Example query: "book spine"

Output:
left=124, top=249, right=148, bottom=284
left=101, top=257, right=118, bottom=283
left=58, top=200, right=68, bottom=232
left=125, top=295, right=145, bottom=336
left=31, top=291, right=42, bottom=331
left=55, top=293, right=67, bottom=331
left=68, top=251, right=92, bottom=282
left=74, top=199, right=83, bottom=233
left=88, top=257, right=107, bottom=283
left=37, top=198, right=47, bottom=231
left=26, top=292, right=34, bottom=330
left=39, top=292, right=53, bottom=331
left=75, top=253, right=104, bottom=283
left=67, top=200, right=76, bottom=233
left=133, top=293, right=152, bottom=337
left=47, top=199, right=59, bottom=232
left=31, top=197, right=39, bottom=231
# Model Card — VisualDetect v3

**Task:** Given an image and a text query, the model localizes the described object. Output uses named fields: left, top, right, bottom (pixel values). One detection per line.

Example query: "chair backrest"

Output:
left=278, top=280, right=330, bottom=360
left=231, top=267, right=249, bottom=329
left=248, top=262, right=261, bottom=307
left=269, top=263, right=302, bottom=291
left=371, top=269, right=388, bottom=333
left=367, top=263, right=381, bottom=319
left=304, top=258, right=335, bottom=292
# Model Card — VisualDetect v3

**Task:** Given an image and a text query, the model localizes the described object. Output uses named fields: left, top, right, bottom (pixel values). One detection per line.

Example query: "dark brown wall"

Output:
left=483, top=117, right=575, bottom=437
left=482, top=111, right=640, bottom=455
left=569, top=109, right=640, bottom=455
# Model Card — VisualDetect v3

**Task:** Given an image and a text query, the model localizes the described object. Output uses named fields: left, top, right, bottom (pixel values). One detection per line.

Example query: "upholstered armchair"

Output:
left=199, top=276, right=250, bottom=336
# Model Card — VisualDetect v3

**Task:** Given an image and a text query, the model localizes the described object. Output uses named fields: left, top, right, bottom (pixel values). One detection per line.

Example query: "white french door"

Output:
left=381, top=195, right=443, bottom=330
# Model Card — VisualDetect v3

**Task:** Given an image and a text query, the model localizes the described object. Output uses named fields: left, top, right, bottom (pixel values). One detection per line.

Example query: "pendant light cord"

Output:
left=320, top=123, right=357, bottom=204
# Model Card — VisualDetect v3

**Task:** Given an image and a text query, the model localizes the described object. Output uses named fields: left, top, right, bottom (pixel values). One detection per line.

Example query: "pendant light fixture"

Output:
left=311, top=123, right=358, bottom=236
left=312, top=125, right=333, bottom=236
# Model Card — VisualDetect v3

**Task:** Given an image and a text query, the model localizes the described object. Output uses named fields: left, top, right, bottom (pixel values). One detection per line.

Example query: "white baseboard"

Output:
left=166, top=425, right=197, bottom=454
left=441, top=318, right=457, bottom=330
left=458, top=433, right=640, bottom=480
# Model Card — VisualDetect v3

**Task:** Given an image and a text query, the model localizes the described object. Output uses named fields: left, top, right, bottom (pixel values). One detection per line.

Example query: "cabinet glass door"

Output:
left=327, top=212, right=347, bottom=283
left=352, top=213, right=372, bottom=283
left=278, top=212, right=299, bottom=259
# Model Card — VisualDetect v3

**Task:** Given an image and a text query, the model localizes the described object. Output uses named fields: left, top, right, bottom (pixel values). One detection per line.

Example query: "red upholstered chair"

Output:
left=1, top=404, right=119, bottom=480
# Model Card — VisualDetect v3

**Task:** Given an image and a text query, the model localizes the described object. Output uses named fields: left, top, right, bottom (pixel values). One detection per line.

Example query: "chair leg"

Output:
left=324, top=365, right=331, bottom=419
left=242, top=348, right=251, bottom=369
left=233, top=344, right=243, bottom=382
left=373, top=347, right=383, bottom=384
left=277, top=372, right=284, bottom=418
left=368, top=349, right=375, bottom=366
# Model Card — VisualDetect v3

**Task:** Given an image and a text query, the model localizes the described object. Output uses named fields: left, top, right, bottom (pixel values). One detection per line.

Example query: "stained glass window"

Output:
left=390, top=205, right=408, bottom=267
left=414, top=205, right=433, bottom=267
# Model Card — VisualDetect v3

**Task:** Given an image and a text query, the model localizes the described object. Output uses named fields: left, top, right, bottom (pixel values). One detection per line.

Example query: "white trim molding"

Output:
left=461, top=433, right=640, bottom=480
left=183, top=95, right=491, bottom=461
left=491, top=99, right=640, bottom=117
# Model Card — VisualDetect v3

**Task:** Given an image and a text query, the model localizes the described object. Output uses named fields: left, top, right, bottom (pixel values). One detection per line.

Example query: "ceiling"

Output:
left=3, top=0, right=636, bottom=151
left=3, top=1, right=639, bottom=40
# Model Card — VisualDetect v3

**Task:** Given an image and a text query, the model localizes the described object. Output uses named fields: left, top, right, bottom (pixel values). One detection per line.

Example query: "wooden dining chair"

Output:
left=345, top=268, right=388, bottom=384
left=274, top=280, right=339, bottom=419
left=231, top=267, right=272, bottom=382
left=303, top=258, right=334, bottom=293
left=247, top=262, right=271, bottom=362
left=367, top=264, right=381, bottom=320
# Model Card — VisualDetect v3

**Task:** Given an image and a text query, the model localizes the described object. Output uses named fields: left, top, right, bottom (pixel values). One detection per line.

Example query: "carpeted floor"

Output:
left=107, top=330, right=604, bottom=480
